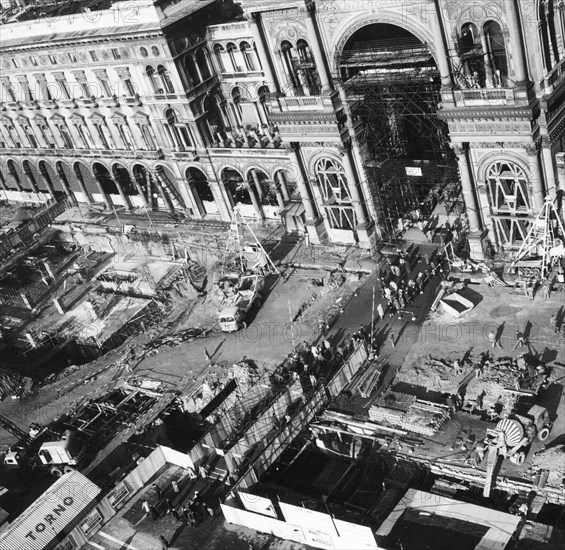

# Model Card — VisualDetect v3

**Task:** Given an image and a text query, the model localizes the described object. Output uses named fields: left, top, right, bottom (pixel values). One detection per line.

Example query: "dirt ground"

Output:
left=0, top=269, right=364, bottom=449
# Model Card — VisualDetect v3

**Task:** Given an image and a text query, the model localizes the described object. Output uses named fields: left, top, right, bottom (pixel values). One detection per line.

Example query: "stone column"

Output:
left=250, top=169, right=264, bottom=199
left=545, top=3, right=558, bottom=67
left=275, top=184, right=285, bottom=210
left=185, top=178, right=205, bottom=219
left=287, top=143, right=317, bottom=220
left=74, top=169, right=94, bottom=205
left=427, top=0, right=453, bottom=88
left=248, top=13, right=279, bottom=92
left=540, top=137, right=556, bottom=198
left=339, top=142, right=368, bottom=227
left=276, top=170, right=290, bottom=201
left=113, top=178, right=133, bottom=211
left=451, top=143, right=481, bottom=232
left=151, top=170, right=175, bottom=214
left=556, top=152, right=565, bottom=193
left=131, top=174, right=149, bottom=208
left=480, top=32, right=494, bottom=87
left=504, top=0, right=529, bottom=83
left=39, top=171, right=56, bottom=200
left=525, top=142, right=546, bottom=211
left=56, top=171, right=75, bottom=204
left=176, top=177, right=198, bottom=217
left=93, top=177, right=113, bottom=210
left=245, top=182, right=265, bottom=221
left=304, top=1, right=332, bottom=92
left=23, top=169, right=39, bottom=194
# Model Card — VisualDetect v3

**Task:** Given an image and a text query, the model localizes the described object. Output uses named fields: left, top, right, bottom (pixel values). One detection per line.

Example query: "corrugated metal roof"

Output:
left=0, top=471, right=100, bottom=550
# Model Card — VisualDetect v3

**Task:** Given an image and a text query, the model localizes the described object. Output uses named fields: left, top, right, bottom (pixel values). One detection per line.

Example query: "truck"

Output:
left=4, top=429, right=86, bottom=477
left=482, top=404, right=552, bottom=496
left=217, top=273, right=264, bottom=332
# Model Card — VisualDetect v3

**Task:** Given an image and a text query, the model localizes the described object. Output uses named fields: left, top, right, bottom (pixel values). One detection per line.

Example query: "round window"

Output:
left=151, top=46, right=160, bottom=57
left=140, top=47, right=148, bottom=58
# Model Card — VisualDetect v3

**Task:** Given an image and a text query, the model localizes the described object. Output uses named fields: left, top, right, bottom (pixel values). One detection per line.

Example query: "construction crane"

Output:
left=511, top=196, right=565, bottom=280
left=0, top=414, right=30, bottom=445
left=223, top=207, right=279, bottom=275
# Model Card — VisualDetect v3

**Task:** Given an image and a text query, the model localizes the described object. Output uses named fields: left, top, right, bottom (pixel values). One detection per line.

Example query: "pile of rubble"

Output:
left=0, top=369, right=22, bottom=400
left=395, top=355, right=472, bottom=393
left=532, top=445, right=565, bottom=487
left=141, top=327, right=208, bottom=356
left=369, top=392, right=452, bottom=436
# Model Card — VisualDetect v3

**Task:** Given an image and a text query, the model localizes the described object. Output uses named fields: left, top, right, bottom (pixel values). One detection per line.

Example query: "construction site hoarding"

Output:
left=0, top=471, right=100, bottom=550
left=222, top=498, right=380, bottom=550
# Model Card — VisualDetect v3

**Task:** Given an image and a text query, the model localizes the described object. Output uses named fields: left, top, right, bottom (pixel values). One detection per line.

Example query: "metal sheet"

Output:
left=0, top=471, right=100, bottom=550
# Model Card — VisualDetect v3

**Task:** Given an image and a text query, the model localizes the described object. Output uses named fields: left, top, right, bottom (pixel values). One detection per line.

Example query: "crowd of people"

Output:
left=378, top=247, right=447, bottom=318
left=142, top=477, right=216, bottom=548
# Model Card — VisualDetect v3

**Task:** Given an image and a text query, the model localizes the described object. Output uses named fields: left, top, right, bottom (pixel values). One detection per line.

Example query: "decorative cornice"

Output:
left=438, top=107, right=535, bottom=120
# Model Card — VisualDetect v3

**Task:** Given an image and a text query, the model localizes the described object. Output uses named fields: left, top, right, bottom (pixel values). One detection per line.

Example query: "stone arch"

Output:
left=477, top=151, right=533, bottom=183
left=154, top=163, right=185, bottom=211
left=55, top=160, right=76, bottom=199
left=186, top=166, right=216, bottom=216
left=72, top=160, right=98, bottom=199
left=247, top=167, right=277, bottom=207
left=483, top=20, right=509, bottom=86
left=111, top=162, right=139, bottom=196
left=92, top=162, right=119, bottom=197
left=221, top=166, right=251, bottom=208
left=21, top=159, right=43, bottom=194
left=37, top=160, right=61, bottom=197
left=132, top=163, right=157, bottom=209
left=5, top=159, right=24, bottom=191
left=273, top=167, right=298, bottom=199
left=332, top=12, right=438, bottom=76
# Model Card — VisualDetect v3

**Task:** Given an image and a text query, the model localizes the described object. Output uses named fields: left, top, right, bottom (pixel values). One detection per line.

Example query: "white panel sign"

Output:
left=405, top=166, right=423, bottom=176
left=238, top=491, right=278, bottom=519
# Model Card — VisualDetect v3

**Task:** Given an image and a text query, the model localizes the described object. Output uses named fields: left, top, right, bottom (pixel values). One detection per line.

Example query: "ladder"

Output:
left=154, top=168, right=185, bottom=209
left=511, top=196, right=565, bottom=279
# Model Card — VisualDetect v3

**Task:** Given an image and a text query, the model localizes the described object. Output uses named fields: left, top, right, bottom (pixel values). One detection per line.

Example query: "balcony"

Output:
left=442, top=85, right=534, bottom=109
left=184, top=75, right=220, bottom=100
left=78, top=97, right=98, bottom=108
left=170, top=150, right=199, bottom=161
left=100, top=95, right=120, bottom=107
left=2, top=146, right=164, bottom=160
left=539, top=57, right=565, bottom=95
left=207, top=21, right=250, bottom=41
left=265, top=91, right=345, bottom=142
left=268, top=93, right=342, bottom=112
left=123, top=94, right=142, bottom=106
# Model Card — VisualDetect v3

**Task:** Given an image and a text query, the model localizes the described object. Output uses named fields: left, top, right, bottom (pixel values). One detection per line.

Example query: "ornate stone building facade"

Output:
left=1, top=0, right=564, bottom=254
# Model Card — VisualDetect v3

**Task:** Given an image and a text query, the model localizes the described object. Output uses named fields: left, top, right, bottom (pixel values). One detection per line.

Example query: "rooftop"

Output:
left=0, top=0, right=219, bottom=48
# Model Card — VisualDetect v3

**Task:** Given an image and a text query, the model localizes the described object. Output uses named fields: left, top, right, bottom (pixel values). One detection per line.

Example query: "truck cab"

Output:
left=38, top=430, right=82, bottom=466
left=218, top=306, right=244, bottom=332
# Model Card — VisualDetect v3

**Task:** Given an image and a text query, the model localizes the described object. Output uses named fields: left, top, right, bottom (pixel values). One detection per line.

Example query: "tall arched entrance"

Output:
left=338, top=23, right=460, bottom=238
left=186, top=167, right=217, bottom=216
left=221, top=167, right=261, bottom=219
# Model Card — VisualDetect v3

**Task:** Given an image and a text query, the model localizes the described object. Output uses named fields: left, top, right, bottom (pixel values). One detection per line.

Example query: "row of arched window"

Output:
left=0, top=113, right=157, bottom=152
left=539, top=0, right=564, bottom=72
left=458, top=21, right=508, bottom=88
left=213, top=41, right=261, bottom=74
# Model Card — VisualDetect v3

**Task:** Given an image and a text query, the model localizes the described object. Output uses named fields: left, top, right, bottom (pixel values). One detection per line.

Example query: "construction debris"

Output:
left=369, top=392, right=452, bottom=436
left=532, top=445, right=565, bottom=487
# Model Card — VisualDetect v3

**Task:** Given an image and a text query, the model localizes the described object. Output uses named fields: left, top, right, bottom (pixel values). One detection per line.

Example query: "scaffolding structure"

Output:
left=337, top=36, right=461, bottom=240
